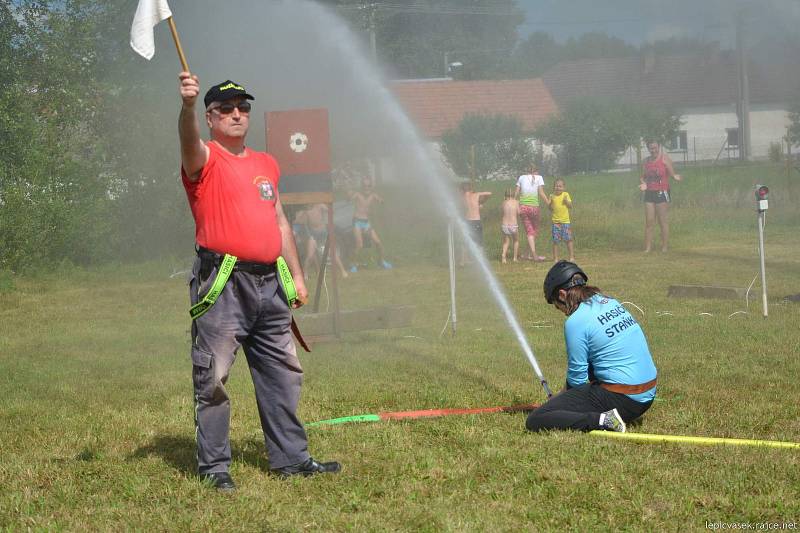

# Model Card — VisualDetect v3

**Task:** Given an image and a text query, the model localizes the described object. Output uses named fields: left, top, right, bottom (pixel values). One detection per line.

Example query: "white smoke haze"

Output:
left=167, top=0, right=410, bottom=160
left=124, top=0, right=800, bottom=390
left=137, top=0, right=546, bottom=383
left=520, top=0, right=800, bottom=54
left=645, top=24, right=688, bottom=45
left=139, top=0, right=800, bottom=170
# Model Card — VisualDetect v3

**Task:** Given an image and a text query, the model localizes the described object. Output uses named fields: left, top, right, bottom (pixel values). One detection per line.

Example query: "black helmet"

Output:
left=543, top=261, right=588, bottom=304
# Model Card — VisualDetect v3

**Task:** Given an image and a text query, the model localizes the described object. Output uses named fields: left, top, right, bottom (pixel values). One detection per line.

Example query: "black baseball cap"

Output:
left=203, top=80, right=254, bottom=108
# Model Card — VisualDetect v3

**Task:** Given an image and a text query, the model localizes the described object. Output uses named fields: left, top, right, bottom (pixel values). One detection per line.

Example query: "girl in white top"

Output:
left=515, top=164, right=550, bottom=261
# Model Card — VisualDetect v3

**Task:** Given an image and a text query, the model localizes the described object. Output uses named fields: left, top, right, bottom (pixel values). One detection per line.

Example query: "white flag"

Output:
left=130, top=0, right=172, bottom=60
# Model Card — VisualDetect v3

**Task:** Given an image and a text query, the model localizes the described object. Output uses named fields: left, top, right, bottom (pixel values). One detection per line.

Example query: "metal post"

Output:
left=368, top=5, right=377, bottom=62
left=736, top=8, right=751, bottom=161
left=329, top=205, right=341, bottom=335
left=757, top=210, right=768, bottom=317
left=312, top=237, right=328, bottom=313
left=447, top=221, right=457, bottom=334
left=469, top=145, right=475, bottom=181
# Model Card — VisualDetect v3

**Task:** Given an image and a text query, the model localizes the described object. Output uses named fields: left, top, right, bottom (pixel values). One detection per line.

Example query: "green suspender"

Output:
left=189, top=254, right=237, bottom=320
left=276, top=257, right=310, bottom=351
left=189, top=254, right=296, bottom=320
left=276, top=256, right=297, bottom=307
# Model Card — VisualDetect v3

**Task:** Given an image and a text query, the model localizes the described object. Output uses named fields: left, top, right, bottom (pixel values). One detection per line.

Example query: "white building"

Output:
left=542, top=50, right=800, bottom=166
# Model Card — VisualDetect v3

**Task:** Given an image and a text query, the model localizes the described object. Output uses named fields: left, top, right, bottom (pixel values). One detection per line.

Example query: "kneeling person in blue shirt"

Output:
left=526, top=261, right=657, bottom=433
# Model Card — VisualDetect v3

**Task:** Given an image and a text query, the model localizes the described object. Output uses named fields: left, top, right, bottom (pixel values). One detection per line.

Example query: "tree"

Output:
left=622, top=102, right=685, bottom=168
left=0, top=0, right=196, bottom=271
left=506, top=31, right=561, bottom=79
left=535, top=98, right=681, bottom=173
left=440, top=113, right=535, bottom=180
left=787, top=96, right=800, bottom=149
left=561, top=32, right=636, bottom=61
left=648, top=37, right=717, bottom=56
left=0, top=0, right=118, bottom=270
left=90, top=2, right=195, bottom=262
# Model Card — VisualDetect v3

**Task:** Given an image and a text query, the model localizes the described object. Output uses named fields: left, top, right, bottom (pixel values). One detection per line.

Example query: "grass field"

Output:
left=2, top=163, right=799, bottom=531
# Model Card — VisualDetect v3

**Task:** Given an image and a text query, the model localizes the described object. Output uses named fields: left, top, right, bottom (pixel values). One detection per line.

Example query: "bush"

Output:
left=535, top=98, right=681, bottom=173
left=787, top=96, right=800, bottom=147
left=440, top=114, right=536, bottom=180
left=768, top=141, right=784, bottom=163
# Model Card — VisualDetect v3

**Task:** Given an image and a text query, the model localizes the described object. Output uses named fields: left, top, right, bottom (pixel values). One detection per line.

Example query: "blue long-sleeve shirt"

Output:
left=564, top=295, right=657, bottom=402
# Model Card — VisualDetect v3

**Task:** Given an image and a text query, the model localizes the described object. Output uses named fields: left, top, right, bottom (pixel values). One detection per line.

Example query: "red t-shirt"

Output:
left=182, top=141, right=282, bottom=263
left=642, top=154, right=669, bottom=191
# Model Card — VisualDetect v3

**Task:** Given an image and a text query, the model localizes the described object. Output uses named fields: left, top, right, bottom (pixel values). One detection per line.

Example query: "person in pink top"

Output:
left=639, top=141, right=682, bottom=253
left=515, top=164, right=550, bottom=262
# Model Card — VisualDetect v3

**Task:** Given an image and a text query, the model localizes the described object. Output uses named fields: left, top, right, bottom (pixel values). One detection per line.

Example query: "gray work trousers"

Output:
left=189, top=257, right=310, bottom=473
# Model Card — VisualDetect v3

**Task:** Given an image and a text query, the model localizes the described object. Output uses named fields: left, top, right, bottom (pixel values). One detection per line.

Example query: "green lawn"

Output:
left=1, top=163, right=799, bottom=530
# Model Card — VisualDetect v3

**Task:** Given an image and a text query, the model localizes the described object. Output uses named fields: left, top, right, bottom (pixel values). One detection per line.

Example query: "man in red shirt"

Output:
left=178, top=72, right=340, bottom=491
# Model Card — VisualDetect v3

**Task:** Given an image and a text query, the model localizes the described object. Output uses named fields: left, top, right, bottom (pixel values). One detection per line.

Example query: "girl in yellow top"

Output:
left=549, top=178, right=574, bottom=262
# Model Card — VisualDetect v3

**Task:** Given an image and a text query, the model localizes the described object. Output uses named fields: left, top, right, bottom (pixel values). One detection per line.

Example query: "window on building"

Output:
left=726, top=128, right=739, bottom=147
left=666, top=130, right=688, bottom=151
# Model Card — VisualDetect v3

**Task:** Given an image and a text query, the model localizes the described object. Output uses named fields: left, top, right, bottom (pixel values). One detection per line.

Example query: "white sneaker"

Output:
left=600, top=408, right=626, bottom=433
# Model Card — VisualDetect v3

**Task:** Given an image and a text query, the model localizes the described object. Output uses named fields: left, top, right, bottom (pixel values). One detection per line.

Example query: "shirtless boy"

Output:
left=500, top=188, right=520, bottom=263
left=460, top=181, right=492, bottom=265
left=349, top=177, right=391, bottom=271
left=303, top=203, right=348, bottom=279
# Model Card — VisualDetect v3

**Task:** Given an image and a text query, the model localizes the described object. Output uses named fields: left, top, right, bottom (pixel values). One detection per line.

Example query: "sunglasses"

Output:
left=210, top=101, right=252, bottom=115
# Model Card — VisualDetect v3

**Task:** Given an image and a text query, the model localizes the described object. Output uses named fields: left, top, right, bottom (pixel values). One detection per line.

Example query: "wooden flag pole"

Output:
left=166, top=17, right=189, bottom=71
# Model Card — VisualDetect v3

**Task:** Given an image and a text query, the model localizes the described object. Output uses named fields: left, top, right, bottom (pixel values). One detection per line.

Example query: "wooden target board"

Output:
left=265, top=108, right=331, bottom=205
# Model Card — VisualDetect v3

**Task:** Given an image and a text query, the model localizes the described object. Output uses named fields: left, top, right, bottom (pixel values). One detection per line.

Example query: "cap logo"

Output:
left=219, top=82, right=244, bottom=91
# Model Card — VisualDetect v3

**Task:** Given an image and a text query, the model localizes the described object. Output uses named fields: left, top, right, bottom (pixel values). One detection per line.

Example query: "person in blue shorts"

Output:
left=301, top=203, right=349, bottom=279
left=349, top=177, right=392, bottom=271
left=548, top=178, right=574, bottom=262
left=526, top=261, right=657, bottom=433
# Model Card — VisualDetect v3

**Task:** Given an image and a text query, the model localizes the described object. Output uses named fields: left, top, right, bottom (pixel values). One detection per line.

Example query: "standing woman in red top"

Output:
left=639, top=141, right=682, bottom=252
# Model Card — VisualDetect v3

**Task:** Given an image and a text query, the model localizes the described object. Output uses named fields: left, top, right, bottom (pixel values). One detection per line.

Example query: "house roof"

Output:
left=389, top=78, right=558, bottom=139
left=542, top=52, right=800, bottom=109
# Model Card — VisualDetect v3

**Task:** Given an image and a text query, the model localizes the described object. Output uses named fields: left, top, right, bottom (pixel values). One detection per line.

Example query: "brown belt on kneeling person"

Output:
left=599, top=378, right=657, bottom=395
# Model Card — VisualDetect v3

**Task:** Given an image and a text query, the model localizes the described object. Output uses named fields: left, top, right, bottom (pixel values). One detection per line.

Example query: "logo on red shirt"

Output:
left=253, top=176, right=275, bottom=201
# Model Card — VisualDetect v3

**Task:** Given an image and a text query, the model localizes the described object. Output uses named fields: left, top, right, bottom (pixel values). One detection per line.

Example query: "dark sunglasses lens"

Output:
left=216, top=102, right=251, bottom=114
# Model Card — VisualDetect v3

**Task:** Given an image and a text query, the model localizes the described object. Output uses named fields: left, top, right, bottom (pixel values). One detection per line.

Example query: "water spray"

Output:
left=453, top=216, right=553, bottom=398
left=300, top=1, right=553, bottom=398
left=147, top=0, right=555, bottom=399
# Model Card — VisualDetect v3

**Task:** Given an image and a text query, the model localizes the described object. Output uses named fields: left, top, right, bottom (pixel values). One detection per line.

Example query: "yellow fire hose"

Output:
left=590, top=430, right=800, bottom=449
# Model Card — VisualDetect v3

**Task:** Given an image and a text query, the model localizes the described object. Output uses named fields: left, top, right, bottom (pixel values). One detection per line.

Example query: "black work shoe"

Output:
left=199, top=471, right=237, bottom=492
left=271, top=457, right=341, bottom=478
